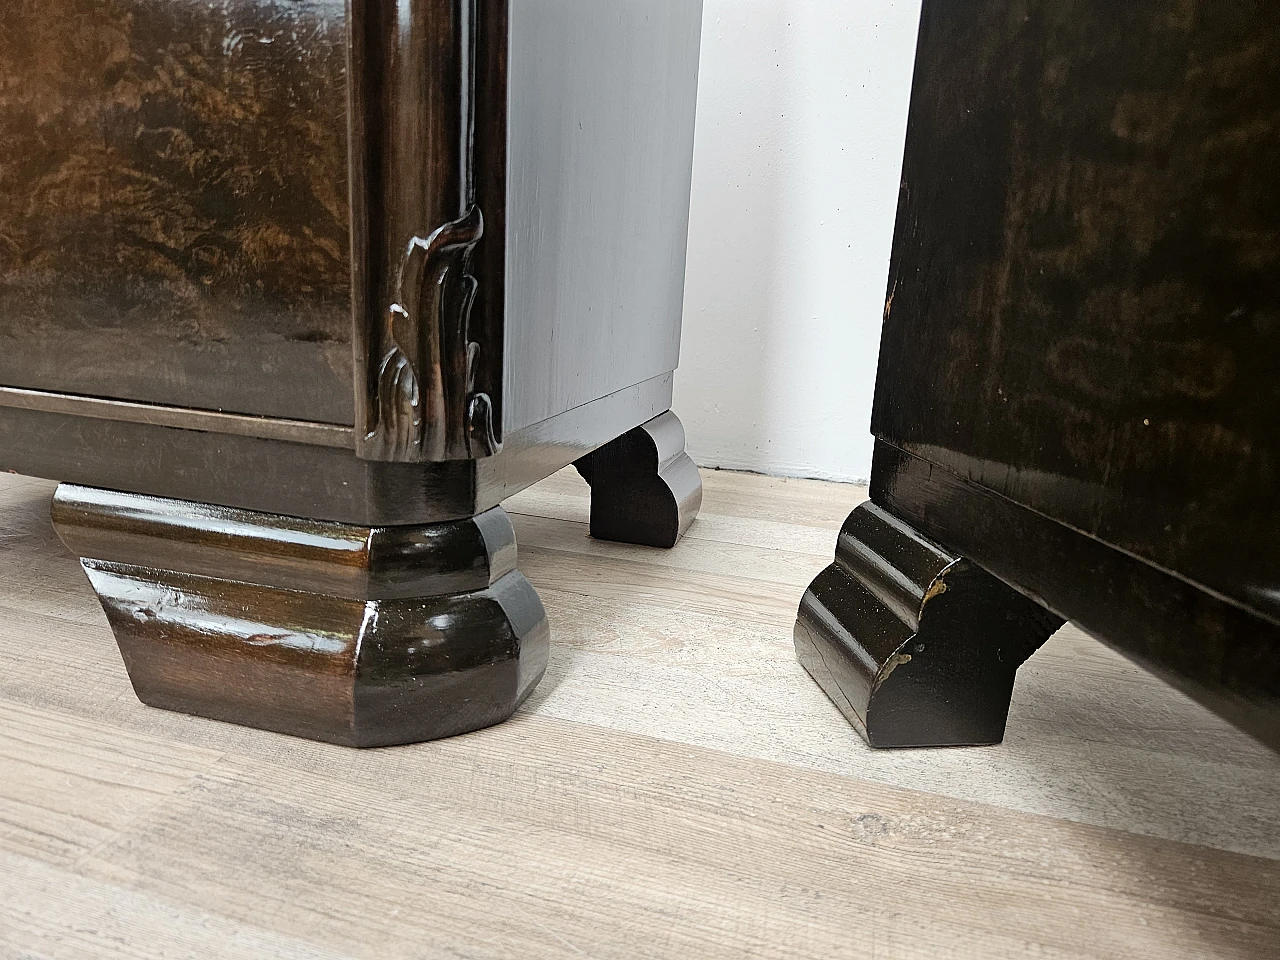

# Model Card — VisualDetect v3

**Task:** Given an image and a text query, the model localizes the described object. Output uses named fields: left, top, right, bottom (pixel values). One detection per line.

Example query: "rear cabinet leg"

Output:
left=574, top=410, right=702, bottom=549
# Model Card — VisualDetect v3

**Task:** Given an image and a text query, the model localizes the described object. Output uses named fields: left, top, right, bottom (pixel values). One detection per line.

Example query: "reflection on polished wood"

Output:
left=0, top=0, right=355, bottom=422
left=0, top=385, right=355, bottom=448
left=0, top=0, right=706, bottom=749
left=796, top=501, right=1063, bottom=748
left=350, top=0, right=505, bottom=462
left=51, top=484, right=548, bottom=747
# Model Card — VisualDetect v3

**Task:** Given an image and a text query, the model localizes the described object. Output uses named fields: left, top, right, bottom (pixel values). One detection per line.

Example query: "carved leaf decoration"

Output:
left=463, top=323, right=498, bottom=458
left=366, top=207, right=490, bottom=461
left=468, top=392, right=499, bottom=458
left=373, top=305, right=424, bottom=456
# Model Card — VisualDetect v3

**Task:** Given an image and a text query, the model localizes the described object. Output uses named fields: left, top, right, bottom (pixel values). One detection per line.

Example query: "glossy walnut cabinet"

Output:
left=796, top=0, right=1280, bottom=752
left=0, top=0, right=705, bottom=746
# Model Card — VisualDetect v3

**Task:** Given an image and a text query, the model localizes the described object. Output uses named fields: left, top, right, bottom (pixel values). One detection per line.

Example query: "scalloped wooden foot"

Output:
left=575, top=411, right=702, bottom=548
left=795, top=502, right=1063, bottom=748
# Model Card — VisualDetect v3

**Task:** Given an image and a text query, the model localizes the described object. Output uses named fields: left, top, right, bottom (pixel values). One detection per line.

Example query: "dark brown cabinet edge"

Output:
left=348, top=0, right=507, bottom=464
left=0, top=374, right=674, bottom=528
left=0, top=386, right=354, bottom=449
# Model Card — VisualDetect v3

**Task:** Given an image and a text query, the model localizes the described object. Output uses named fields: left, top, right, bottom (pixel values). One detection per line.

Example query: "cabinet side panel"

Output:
left=0, top=0, right=354, bottom=424
left=503, top=0, right=702, bottom=432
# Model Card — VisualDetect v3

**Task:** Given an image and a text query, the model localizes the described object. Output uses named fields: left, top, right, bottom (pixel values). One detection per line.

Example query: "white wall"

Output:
left=673, top=0, right=922, bottom=483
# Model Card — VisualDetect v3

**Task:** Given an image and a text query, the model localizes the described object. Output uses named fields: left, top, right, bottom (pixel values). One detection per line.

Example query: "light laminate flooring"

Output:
left=1, top=468, right=1277, bottom=959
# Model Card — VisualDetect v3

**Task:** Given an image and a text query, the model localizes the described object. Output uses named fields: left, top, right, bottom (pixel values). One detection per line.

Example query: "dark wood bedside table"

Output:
left=0, top=0, right=705, bottom=746
left=795, top=0, right=1280, bottom=752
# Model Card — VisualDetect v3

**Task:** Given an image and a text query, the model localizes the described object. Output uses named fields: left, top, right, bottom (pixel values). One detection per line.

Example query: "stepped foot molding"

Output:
left=574, top=410, right=702, bottom=548
left=795, top=502, right=1063, bottom=748
left=51, top=485, right=549, bottom=747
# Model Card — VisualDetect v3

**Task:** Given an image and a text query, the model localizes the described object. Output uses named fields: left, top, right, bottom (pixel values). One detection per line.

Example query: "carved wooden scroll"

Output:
left=349, top=0, right=500, bottom=461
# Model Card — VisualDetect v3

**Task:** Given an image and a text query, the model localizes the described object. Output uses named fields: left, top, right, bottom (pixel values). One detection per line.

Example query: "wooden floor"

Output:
left=1, top=468, right=1278, bottom=960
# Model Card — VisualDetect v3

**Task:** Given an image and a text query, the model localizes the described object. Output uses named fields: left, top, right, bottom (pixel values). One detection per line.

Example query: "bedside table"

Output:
left=795, top=0, right=1280, bottom=752
left=0, top=0, right=705, bottom=746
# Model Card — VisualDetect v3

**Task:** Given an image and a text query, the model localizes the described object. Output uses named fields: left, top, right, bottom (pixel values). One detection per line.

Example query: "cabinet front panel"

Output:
left=873, top=0, right=1280, bottom=624
left=0, top=0, right=354, bottom=423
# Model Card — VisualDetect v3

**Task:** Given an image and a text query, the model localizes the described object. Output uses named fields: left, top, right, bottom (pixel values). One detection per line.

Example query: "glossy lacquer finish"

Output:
left=2, top=0, right=706, bottom=748
left=871, top=442, right=1280, bottom=751
left=0, top=0, right=354, bottom=423
left=51, top=484, right=549, bottom=746
left=801, top=0, right=1280, bottom=750
left=351, top=0, right=508, bottom=462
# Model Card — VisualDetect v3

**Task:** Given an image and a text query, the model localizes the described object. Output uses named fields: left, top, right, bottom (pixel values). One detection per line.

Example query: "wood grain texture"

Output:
left=0, top=0, right=354, bottom=423
left=863, top=0, right=1280, bottom=756
left=874, top=0, right=1280, bottom=622
left=2, top=469, right=1279, bottom=959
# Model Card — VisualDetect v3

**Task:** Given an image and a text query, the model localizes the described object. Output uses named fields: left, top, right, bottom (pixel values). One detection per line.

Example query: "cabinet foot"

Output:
left=51, top=485, right=549, bottom=747
left=795, top=502, right=1062, bottom=748
left=574, top=410, right=702, bottom=548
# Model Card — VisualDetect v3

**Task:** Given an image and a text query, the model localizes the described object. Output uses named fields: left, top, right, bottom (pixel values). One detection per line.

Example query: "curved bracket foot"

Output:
left=574, top=410, right=702, bottom=548
left=795, top=502, right=1063, bottom=748
left=52, top=486, right=549, bottom=747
